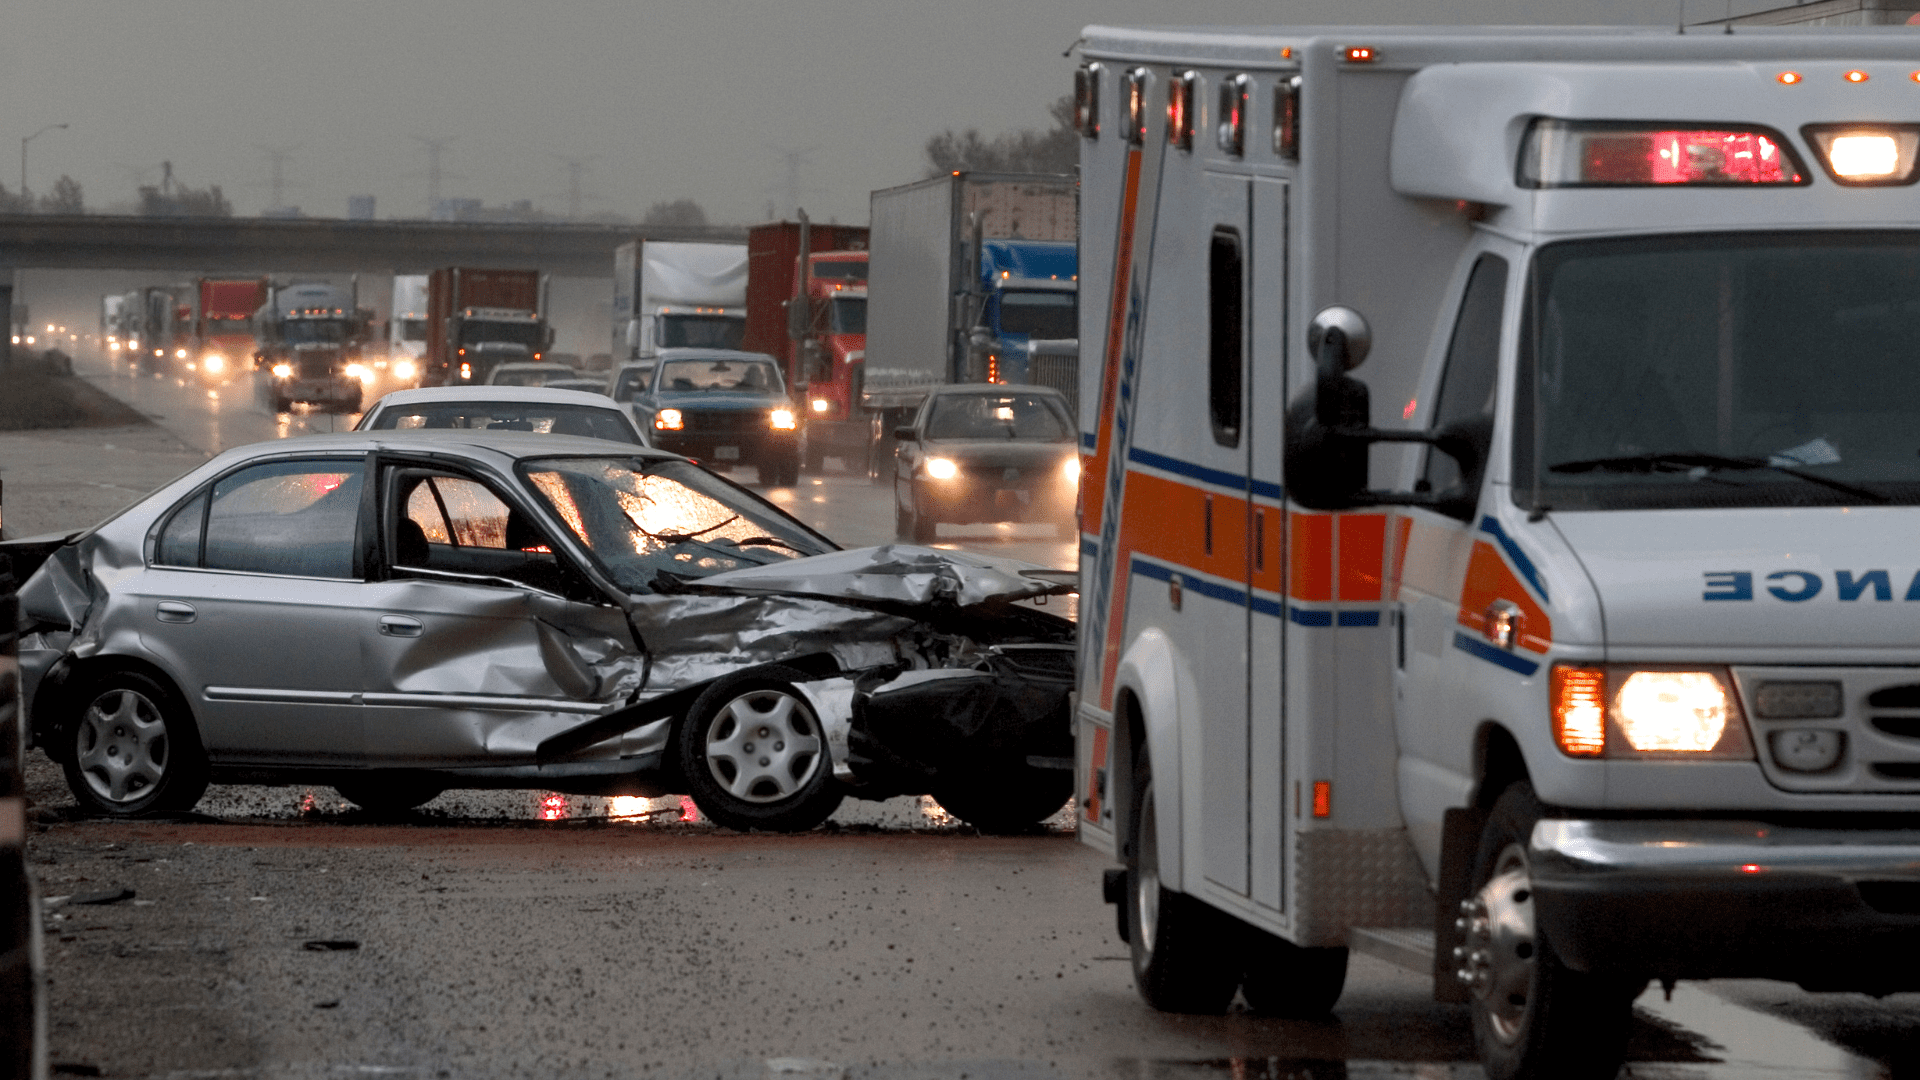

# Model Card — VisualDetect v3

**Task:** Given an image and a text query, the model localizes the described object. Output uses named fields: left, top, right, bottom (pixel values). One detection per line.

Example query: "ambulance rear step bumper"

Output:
left=1528, top=818, right=1920, bottom=990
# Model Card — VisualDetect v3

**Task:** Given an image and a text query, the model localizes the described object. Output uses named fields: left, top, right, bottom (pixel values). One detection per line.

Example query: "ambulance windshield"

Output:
left=1517, top=232, right=1920, bottom=510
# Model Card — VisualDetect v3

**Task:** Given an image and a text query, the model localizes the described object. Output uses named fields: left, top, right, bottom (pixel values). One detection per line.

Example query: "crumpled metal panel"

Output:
left=693, top=544, right=1071, bottom=610
left=632, top=592, right=914, bottom=690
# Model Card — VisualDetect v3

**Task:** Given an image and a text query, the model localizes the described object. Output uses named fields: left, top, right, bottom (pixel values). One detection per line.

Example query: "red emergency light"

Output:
left=1216, top=73, right=1250, bottom=157
left=1168, top=70, right=1197, bottom=151
left=1125, top=67, right=1151, bottom=146
left=1074, top=62, right=1103, bottom=139
left=1520, top=119, right=1807, bottom=187
left=1273, top=75, right=1302, bottom=161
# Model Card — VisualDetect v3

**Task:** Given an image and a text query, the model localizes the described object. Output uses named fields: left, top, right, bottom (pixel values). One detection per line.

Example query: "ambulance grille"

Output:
left=1731, top=668, right=1920, bottom=795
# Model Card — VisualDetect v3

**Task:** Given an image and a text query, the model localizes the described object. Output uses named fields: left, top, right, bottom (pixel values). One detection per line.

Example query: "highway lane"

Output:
left=18, top=345, right=1917, bottom=1078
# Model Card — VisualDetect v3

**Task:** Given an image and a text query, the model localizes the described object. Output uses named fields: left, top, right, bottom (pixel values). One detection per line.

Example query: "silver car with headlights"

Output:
left=5, top=432, right=1075, bottom=831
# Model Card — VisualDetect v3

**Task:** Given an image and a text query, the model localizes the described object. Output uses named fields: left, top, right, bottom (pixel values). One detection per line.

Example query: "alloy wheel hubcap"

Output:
left=703, top=690, right=823, bottom=804
left=76, top=689, right=169, bottom=804
left=1135, top=784, right=1160, bottom=955
left=1455, top=843, right=1537, bottom=1045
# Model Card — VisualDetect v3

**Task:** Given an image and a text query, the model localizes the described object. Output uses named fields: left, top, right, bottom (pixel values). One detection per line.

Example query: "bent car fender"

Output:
left=1113, top=627, right=1198, bottom=893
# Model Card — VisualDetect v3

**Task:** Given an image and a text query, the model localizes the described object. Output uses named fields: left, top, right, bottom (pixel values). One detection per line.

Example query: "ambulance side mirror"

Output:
left=1284, top=307, right=1374, bottom=509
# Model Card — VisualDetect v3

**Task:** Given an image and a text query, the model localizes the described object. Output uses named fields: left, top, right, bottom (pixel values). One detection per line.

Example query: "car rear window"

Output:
left=925, top=393, right=1071, bottom=441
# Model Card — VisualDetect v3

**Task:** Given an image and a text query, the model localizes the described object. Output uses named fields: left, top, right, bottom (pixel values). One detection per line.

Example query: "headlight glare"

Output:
left=769, top=408, right=797, bottom=430
left=271, top=363, right=294, bottom=378
left=202, top=354, right=225, bottom=373
left=393, top=359, right=418, bottom=380
left=925, top=457, right=959, bottom=480
left=1616, top=671, right=1729, bottom=752
left=656, top=408, right=684, bottom=431
left=1062, top=456, right=1081, bottom=482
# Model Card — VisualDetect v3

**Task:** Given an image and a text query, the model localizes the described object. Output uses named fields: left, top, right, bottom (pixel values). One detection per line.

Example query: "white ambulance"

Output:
left=1071, top=25, right=1920, bottom=1080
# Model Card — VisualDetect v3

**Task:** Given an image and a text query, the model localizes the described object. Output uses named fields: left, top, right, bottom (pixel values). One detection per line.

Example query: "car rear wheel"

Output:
left=1127, top=757, right=1240, bottom=1013
left=677, top=667, right=843, bottom=832
left=334, top=775, right=445, bottom=814
left=61, top=670, right=209, bottom=818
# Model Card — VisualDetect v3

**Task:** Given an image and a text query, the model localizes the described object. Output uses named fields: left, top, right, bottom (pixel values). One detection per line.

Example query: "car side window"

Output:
left=388, top=468, right=597, bottom=601
left=153, top=490, right=208, bottom=567
left=1423, top=254, right=1509, bottom=514
left=196, top=460, right=366, bottom=578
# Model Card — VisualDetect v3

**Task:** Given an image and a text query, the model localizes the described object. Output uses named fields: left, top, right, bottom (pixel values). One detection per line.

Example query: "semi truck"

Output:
left=743, top=216, right=870, bottom=472
left=123, top=286, right=189, bottom=373
left=611, top=240, right=748, bottom=363
left=1071, top=25, right=1920, bottom=1080
left=386, top=273, right=429, bottom=384
left=191, top=277, right=268, bottom=383
left=254, top=280, right=374, bottom=411
left=864, top=172, right=1078, bottom=471
left=424, top=267, right=552, bottom=386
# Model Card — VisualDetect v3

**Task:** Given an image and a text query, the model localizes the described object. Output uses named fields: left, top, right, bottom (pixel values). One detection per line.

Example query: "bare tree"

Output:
left=924, top=95, right=1077, bottom=177
left=643, top=198, right=708, bottom=227
left=0, top=184, right=32, bottom=214
left=39, top=175, right=84, bottom=214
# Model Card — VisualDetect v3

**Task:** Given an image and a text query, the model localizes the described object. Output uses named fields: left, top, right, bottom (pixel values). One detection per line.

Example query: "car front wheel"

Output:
left=677, top=667, right=844, bottom=832
left=61, top=670, right=209, bottom=818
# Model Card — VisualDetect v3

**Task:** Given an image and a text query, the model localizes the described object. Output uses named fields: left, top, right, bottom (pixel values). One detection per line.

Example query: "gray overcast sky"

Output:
left=5, top=0, right=1794, bottom=225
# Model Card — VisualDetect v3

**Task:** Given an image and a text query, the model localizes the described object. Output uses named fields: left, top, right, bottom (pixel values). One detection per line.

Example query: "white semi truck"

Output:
left=387, top=273, right=428, bottom=385
left=1071, top=25, right=1920, bottom=1080
left=611, top=240, right=748, bottom=362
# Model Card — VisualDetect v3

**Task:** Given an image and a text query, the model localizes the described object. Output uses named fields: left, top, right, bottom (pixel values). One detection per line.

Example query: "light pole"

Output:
left=20, top=123, right=68, bottom=198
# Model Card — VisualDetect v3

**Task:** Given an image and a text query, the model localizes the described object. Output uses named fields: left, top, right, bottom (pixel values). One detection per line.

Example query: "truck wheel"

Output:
left=802, top=430, right=827, bottom=474
left=60, top=670, right=210, bottom=818
left=1464, top=783, right=1639, bottom=1080
left=1241, top=928, right=1348, bottom=1017
left=677, top=666, right=844, bottom=832
left=1126, top=758, right=1240, bottom=1013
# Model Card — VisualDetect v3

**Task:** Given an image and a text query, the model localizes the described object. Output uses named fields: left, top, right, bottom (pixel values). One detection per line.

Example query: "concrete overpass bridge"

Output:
left=0, top=215, right=746, bottom=277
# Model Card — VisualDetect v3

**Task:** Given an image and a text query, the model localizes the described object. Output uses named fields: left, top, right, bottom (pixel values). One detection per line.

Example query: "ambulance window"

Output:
left=1424, top=254, right=1508, bottom=512
left=1208, top=228, right=1245, bottom=448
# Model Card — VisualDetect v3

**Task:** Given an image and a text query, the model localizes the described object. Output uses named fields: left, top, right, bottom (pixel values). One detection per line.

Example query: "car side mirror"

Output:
left=893, top=426, right=917, bottom=442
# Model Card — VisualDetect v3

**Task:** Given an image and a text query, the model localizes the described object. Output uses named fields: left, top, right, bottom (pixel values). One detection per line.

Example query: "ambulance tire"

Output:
left=1126, top=763, right=1240, bottom=1014
left=1467, top=783, right=1640, bottom=1080
left=1240, top=931, right=1348, bottom=1018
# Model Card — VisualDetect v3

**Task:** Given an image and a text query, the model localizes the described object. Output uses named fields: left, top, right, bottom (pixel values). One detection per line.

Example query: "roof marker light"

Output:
left=1217, top=73, right=1250, bottom=156
left=1778, top=71, right=1802, bottom=85
left=1847, top=69, right=1870, bottom=83
left=1340, top=45, right=1376, bottom=63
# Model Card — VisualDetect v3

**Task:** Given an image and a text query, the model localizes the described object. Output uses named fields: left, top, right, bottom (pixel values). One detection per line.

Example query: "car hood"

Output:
left=651, top=390, right=790, bottom=411
left=921, top=439, right=1076, bottom=468
left=690, top=544, right=1073, bottom=611
left=1552, top=506, right=1920, bottom=651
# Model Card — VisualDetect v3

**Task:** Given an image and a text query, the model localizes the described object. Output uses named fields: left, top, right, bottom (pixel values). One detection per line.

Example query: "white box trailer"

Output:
left=1072, top=25, right=1920, bottom=1079
left=612, top=240, right=748, bottom=361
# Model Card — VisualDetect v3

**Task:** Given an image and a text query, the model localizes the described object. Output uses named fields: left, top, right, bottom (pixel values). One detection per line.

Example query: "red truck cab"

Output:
left=744, top=221, right=869, bottom=474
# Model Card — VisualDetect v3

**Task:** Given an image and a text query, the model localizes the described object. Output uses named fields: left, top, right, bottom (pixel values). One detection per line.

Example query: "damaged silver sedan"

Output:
left=5, top=432, right=1076, bottom=831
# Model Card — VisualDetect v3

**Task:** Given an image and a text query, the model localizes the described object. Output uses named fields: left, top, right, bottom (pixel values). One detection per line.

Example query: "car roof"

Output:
left=654, top=348, right=781, bottom=364
left=926, top=383, right=1066, bottom=399
left=365, top=386, right=629, bottom=411
left=212, top=429, right=681, bottom=467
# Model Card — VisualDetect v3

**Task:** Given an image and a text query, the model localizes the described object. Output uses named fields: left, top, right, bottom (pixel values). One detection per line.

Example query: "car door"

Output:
left=133, top=454, right=373, bottom=764
left=355, top=458, right=641, bottom=767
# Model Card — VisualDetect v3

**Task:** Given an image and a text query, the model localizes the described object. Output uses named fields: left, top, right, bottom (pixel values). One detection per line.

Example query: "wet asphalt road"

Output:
left=8, top=347, right=1920, bottom=1078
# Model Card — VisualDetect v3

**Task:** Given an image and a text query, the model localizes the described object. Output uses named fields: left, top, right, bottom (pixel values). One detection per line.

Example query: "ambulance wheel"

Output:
left=1126, top=761, right=1240, bottom=1013
left=677, top=666, right=844, bottom=833
left=1465, top=783, right=1639, bottom=1080
left=1241, top=929, right=1348, bottom=1017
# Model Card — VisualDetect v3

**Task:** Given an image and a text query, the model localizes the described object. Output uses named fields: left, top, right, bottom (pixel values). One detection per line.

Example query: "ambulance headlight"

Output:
left=1061, top=456, right=1080, bottom=482
left=925, top=457, right=959, bottom=480
left=1551, top=664, right=1754, bottom=759
left=1803, top=124, right=1920, bottom=186
left=1616, top=671, right=1731, bottom=752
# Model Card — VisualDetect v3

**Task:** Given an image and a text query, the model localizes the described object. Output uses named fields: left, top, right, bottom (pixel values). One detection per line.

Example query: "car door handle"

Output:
left=155, top=601, right=196, bottom=624
left=378, top=615, right=423, bottom=638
